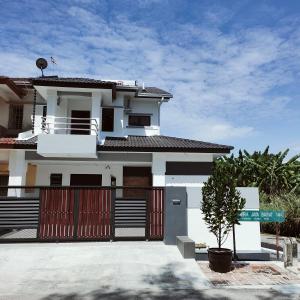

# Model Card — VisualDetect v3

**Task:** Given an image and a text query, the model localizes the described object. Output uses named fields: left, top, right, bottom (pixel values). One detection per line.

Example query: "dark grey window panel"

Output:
left=165, top=162, right=213, bottom=175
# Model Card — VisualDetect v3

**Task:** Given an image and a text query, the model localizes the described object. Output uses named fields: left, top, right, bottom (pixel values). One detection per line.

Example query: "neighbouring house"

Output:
left=0, top=75, right=261, bottom=253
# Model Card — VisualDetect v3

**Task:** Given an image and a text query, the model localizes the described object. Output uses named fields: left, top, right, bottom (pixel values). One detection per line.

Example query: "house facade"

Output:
left=0, top=75, right=261, bottom=252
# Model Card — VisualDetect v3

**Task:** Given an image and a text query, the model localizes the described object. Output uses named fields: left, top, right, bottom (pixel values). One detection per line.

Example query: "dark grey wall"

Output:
left=165, top=161, right=213, bottom=175
left=164, top=186, right=187, bottom=245
left=25, top=151, right=152, bottom=162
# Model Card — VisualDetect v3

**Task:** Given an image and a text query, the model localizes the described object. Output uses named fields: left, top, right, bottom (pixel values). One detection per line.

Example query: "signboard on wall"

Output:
left=239, top=210, right=285, bottom=222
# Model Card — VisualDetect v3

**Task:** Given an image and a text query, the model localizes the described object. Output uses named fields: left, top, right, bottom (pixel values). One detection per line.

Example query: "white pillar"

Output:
left=152, top=154, right=166, bottom=187
left=46, top=90, right=57, bottom=134
left=8, top=150, right=27, bottom=196
left=91, top=92, right=102, bottom=136
left=114, top=107, right=124, bottom=136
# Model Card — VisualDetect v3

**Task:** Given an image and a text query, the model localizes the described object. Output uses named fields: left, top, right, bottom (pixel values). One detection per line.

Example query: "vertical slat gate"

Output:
left=39, top=188, right=75, bottom=240
left=77, top=188, right=111, bottom=240
left=148, top=188, right=164, bottom=240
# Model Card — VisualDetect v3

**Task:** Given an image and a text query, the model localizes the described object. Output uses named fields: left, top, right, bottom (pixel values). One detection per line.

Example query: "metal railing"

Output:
left=41, top=116, right=99, bottom=135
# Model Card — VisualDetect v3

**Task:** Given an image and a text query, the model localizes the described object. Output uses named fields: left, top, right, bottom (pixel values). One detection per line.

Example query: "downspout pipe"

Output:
left=158, top=96, right=168, bottom=128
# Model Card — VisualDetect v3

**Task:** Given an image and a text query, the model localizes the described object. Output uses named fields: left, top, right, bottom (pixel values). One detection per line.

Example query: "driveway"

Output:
left=1, top=242, right=299, bottom=300
left=0, top=241, right=210, bottom=299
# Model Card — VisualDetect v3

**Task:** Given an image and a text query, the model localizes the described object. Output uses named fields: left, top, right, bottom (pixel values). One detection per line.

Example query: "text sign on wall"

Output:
left=239, top=210, right=285, bottom=223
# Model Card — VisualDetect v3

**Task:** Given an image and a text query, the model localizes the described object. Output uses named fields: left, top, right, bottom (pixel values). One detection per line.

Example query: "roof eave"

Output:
left=0, top=76, right=26, bottom=98
left=97, top=145, right=232, bottom=153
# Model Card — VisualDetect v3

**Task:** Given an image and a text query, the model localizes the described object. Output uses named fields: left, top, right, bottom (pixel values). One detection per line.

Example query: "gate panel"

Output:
left=148, top=188, right=164, bottom=240
left=39, top=188, right=75, bottom=240
left=77, top=188, right=111, bottom=240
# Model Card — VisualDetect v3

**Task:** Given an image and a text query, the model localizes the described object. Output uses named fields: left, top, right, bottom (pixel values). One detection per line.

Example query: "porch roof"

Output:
left=99, top=135, right=233, bottom=153
left=0, top=135, right=233, bottom=153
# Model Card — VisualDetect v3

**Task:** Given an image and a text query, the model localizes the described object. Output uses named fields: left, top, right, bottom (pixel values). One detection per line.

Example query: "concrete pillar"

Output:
left=8, top=150, right=27, bottom=196
left=114, top=107, right=124, bottom=136
left=152, top=154, right=166, bottom=187
left=46, top=90, right=57, bottom=134
left=91, top=92, right=102, bottom=136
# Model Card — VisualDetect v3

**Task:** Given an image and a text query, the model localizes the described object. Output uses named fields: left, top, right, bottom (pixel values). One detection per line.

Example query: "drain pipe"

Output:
left=158, top=96, right=168, bottom=128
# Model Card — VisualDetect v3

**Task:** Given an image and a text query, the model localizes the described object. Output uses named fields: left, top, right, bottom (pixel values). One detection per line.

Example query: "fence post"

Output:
left=36, top=187, right=42, bottom=239
left=145, top=189, right=151, bottom=241
left=110, top=188, right=116, bottom=241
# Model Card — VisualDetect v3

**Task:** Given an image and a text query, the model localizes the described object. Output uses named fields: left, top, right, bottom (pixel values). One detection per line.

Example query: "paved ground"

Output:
left=0, top=241, right=299, bottom=299
left=0, top=241, right=210, bottom=299
left=199, top=261, right=300, bottom=286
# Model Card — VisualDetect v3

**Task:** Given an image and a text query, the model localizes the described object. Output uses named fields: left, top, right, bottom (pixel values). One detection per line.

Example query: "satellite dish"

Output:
left=36, top=58, right=48, bottom=76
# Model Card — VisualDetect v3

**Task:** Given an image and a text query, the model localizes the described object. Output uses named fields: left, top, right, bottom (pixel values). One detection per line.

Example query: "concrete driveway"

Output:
left=0, top=241, right=210, bottom=299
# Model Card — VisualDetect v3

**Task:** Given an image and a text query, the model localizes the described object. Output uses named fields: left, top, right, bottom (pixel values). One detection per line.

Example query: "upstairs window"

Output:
left=102, top=108, right=114, bottom=132
left=8, top=104, right=23, bottom=129
left=128, top=115, right=151, bottom=127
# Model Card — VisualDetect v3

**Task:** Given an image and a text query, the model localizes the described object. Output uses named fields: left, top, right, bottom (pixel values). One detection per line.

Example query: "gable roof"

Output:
left=0, top=135, right=233, bottom=153
left=10, top=76, right=173, bottom=99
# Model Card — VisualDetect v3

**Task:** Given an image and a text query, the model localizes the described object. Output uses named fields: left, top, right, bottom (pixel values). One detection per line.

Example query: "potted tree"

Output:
left=201, top=164, right=246, bottom=273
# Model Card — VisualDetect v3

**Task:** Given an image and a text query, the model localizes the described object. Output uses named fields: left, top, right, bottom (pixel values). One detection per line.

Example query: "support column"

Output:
left=8, top=150, right=27, bottom=196
left=114, top=107, right=124, bottom=136
left=46, top=90, right=57, bottom=134
left=91, top=92, right=102, bottom=136
left=152, top=154, right=166, bottom=187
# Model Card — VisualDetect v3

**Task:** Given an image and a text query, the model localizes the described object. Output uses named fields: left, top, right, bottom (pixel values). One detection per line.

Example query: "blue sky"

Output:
left=1, top=0, right=300, bottom=156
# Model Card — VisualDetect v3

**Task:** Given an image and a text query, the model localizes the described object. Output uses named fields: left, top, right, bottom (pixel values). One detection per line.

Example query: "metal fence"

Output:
left=0, top=186, right=164, bottom=242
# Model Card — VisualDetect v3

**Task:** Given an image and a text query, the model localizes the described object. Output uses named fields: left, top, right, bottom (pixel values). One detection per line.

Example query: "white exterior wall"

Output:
left=152, top=152, right=213, bottom=187
left=187, top=186, right=261, bottom=251
left=8, top=150, right=27, bottom=196
left=22, top=104, right=32, bottom=131
left=152, top=152, right=261, bottom=251
left=124, top=98, right=160, bottom=136
left=36, top=162, right=123, bottom=186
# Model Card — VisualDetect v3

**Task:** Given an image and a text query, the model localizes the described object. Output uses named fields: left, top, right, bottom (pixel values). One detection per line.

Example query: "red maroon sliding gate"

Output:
left=38, top=187, right=164, bottom=241
left=39, top=188, right=112, bottom=240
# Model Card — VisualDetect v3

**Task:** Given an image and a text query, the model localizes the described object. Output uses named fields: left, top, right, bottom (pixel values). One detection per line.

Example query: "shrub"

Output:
left=201, top=164, right=246, bottom=248
left=260, top=193, right=300, bottom=238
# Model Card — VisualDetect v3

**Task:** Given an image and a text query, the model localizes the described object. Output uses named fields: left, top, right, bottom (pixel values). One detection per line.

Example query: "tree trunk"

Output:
left=218, top=225, right=221, bottom=249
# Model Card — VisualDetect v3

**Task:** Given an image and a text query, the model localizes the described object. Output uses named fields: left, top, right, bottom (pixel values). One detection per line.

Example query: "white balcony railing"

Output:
left=41, top=116, right=99, bottom=135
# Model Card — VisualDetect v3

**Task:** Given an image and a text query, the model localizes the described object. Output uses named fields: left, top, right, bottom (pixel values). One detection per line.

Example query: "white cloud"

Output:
left=0, top=3, right=300, bottom=143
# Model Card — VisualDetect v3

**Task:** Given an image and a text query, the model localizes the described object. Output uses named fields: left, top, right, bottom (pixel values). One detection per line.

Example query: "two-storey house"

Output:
left=0, top=75, right=262, bottom=254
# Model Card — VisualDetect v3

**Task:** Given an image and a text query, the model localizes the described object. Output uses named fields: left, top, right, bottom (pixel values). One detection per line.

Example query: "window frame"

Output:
left=128, top=114, right=151, bottom=127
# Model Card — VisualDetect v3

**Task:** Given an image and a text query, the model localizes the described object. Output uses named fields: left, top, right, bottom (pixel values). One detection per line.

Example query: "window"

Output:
left=128, top=115, right=151, bottom=127
left=102, top=108, right=114, bottom=132
left=50, top=174, right=62, bottom=186
left=8, top=104, right=23, bottom=129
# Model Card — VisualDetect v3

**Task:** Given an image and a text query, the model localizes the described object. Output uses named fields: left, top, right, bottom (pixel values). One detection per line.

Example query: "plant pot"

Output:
left=207, top=248, right=232, bottom=273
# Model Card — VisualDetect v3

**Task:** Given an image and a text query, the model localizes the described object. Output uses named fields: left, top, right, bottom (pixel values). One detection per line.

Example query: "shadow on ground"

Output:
left=40, top=263, right=296, bottom=300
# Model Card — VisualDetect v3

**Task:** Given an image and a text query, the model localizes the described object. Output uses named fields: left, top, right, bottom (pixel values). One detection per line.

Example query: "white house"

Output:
left=0, top=75, right=261, bottom=253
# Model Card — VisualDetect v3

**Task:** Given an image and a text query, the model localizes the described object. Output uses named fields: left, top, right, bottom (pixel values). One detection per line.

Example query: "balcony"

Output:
left=37, top=117, right=99, bottom=158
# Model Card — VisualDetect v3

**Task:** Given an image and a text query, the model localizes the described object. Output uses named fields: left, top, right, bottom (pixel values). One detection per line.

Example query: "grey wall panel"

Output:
left=164, top=186, right=187, bottom=245
left=165, top=162, right=213, bottom=175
